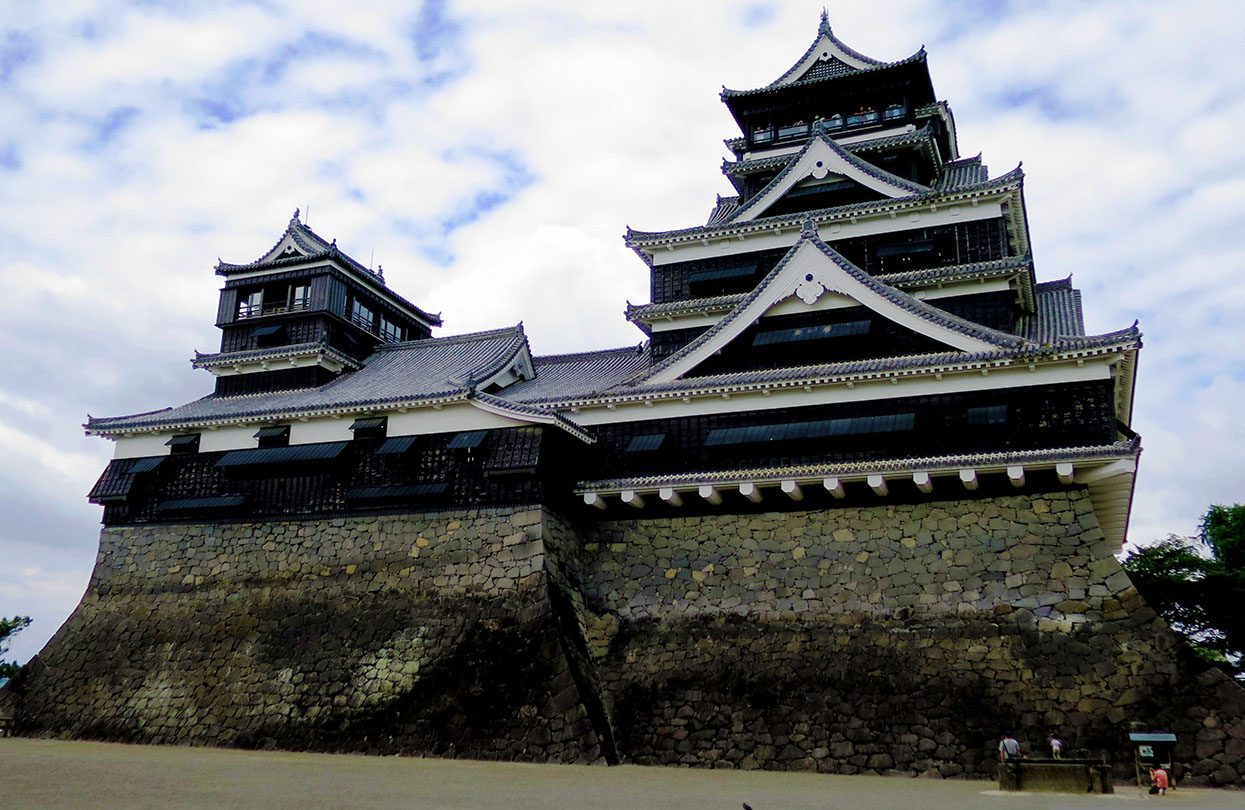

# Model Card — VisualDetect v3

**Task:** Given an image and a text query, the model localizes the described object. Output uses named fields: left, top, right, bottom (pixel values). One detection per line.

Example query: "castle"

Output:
left=9, top=14, right=1245, bottom=783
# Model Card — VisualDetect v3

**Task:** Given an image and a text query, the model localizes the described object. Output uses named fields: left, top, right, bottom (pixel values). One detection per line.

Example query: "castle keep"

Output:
left=11, top=15, right=1245, bottom=783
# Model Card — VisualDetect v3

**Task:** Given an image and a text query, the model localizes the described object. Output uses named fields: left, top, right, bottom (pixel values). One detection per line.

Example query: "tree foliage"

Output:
left=0, top=615, right=32, bottom=679
left=1123, top=504, right=1245, bottom=676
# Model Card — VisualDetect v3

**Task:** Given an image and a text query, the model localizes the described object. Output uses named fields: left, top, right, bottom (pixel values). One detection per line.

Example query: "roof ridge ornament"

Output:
left=800, top=219, right=819, bottom=239
left=819, top=7, right=831, bottom=35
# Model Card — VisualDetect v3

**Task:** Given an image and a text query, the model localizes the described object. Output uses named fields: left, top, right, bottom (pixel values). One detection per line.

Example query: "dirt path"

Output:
left=2, top=738, right=1241, bottom=809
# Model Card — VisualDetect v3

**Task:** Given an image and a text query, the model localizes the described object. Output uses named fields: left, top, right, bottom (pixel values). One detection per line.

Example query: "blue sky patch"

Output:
left=741, top=4, right=775, bottom=28
left=0, top=31, right=37, bottom=83
left=0, top=142, right=19, bottom=170
left=95, top=107, right=140, bottom=145
left=411, top=0, right=461, bottom=63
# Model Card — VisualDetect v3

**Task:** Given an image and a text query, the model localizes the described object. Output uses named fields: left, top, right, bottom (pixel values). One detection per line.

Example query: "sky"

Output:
left=1, top=0, right=1244, bottom=663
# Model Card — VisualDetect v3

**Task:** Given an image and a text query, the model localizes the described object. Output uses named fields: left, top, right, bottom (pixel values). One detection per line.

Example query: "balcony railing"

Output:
left=237, top=297, right=310, bottom=319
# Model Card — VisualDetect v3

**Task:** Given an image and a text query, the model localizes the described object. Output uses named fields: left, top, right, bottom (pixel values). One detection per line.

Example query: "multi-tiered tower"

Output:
left=15, top=15, right=1245, bottom=785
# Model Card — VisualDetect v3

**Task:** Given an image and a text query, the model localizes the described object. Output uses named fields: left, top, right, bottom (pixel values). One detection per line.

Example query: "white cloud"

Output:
left=0, top=0, right=1243, bottom=663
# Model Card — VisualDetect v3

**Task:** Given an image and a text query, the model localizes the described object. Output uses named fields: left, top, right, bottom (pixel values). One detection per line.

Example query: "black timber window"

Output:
left=585, top=381, right=1118, bottom=482
left=625, top=433, right=666, bottom=453
left=127, top=456, right=166, bottom=473
left=166, top=434, right=201, bottom=455
left=705, top=413, right=915, bottom=446
left=254, top=425, right=290, bottom=448
left=349, top=416, right=387, bottom=440
left=236, top=282, right=313, bottom=319
left=484, top=427, right=542, bottom=476
left=155, top=495, right=247, bottom=516
left=966, top=405, right=1008, bottom=426
left=253, top=324, right=287, bottom=348
left=217, top=441, right=348, bottom=468
left=377, top=435, right=417, bottom=455
left=379, top=316, right=404, bottom=343
left=447, top=430, right=488, bottom=450
left=883, top=103, right=906, bottom=121
left=752, top=320, right=870, bottom=347
left=348, top=296, right=376, bottom=332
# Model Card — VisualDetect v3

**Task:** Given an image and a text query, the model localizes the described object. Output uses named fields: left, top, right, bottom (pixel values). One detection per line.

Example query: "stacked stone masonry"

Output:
left=10, top=490, right=1245, bottom=784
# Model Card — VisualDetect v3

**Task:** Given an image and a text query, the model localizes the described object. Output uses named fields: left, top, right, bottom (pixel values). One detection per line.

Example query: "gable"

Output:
left=639, top=228, right=1030, bottom=386
left=730, top=134, right=928, bottom=224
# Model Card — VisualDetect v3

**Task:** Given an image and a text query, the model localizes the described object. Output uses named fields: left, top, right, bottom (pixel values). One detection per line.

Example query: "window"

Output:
left=752, top=320, right=871, bottom=347
left=379, top=316, right=403, bottom=343
left=447, top=430, right=488, bottom=450
left=253, top=324, right=286, bottom=348
left=883, top=103, right=906, bottom=120
left=777, top=122, right=808, bottom=140
left=350, top=298, right=375, bottom=331
left=253, top=425, right=290, bottom=448
left=238, top=291, right=263, bottom=318
left=966, top=405, right=1008, bottom=426
left=752, top=125, right=773, bottom=144
left=705, top=413, right=915, bottom=446
left=846, top=109, right=878, bottom=127
left=166, top=433, right=201, bottom=455
left=349, top=416, right=387, bottom=440
left=625, top=433, right=665, bottom=453
left=290, top=284, right=310, bottom=311
left=824, top=114, right=844, bottom=129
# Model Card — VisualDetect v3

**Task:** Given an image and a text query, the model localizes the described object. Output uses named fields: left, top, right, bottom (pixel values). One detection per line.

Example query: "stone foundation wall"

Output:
left=575, top=490, right=1245, bottom=783
left=9, top=490, right=1245, bottom=783
left=12, top=509, right=608, bottom=762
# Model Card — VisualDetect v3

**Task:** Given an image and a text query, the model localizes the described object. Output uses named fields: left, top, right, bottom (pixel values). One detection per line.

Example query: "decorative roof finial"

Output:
left=820, top=7, right=831, bottom=34
left=801, top=219, right=819, bottom=239
left=376, top=263, right=384, bottom=281
left=293, top=207, right=300, bottom=221
left=330, top=238, right=337, bottom=250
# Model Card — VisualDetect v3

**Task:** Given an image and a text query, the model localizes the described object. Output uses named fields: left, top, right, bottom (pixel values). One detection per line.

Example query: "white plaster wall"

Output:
left=388, top=404, right=527, bottom=436
left=290, top=419, right=353, bottom=445
left=113, top=434, right=173, bottom=459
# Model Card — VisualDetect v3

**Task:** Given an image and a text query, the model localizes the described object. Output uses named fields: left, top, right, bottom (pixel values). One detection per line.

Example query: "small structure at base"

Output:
left=998, top=759, right=1114, bottom=794
left=1130, top=731, right=1177, bottom=787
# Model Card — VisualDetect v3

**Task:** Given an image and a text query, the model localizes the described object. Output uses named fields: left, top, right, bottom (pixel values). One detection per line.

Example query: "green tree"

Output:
left=0, top=615, right=32, bottom=679
left=1123, top=504, right=1245, bottom=676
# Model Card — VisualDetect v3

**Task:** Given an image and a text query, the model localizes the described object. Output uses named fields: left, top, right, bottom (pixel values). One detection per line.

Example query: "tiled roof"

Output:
left=500, top=346, right=651, bottom=404
left=86, top=326, right=529, bottom=432
left=1019, top=278, right=1085, bottom=342
left=190, top=341, right=362, bottom=371
left=936, top=155, right=988, bottom=190
left=577, top=438, right=1141, bottom=493
left=215, top=212, right=442, bottom=327
left=768, top=12, right=888, bottom=87
left=625, top=165, right=1024, bottom=247
left=707, top=196, right=742, bottom=225
left=634, top=229, right=1032, bottom=385
left=727, top=129, right=929, bottom=224
left=723, top=49, right=927, bottom=99
left=625, top=256, right=1034, bottom=325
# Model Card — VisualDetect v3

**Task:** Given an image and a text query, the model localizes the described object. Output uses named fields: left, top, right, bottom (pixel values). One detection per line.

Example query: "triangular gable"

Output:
left=253, top=210, right=332, bottom=265
left=729, top=132, right=929, bottom=224
left=639, top=224, right=1031, bottom=386
left=771, top=12, right=888, bottom=87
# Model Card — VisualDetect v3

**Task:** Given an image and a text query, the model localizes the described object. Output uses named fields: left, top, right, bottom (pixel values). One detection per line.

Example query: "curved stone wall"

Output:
left=8, top=490, right=1244, bottom=783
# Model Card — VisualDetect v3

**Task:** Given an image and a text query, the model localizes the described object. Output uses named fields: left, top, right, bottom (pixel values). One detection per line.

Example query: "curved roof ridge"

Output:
left=625, top=166, right=1022, bottom=247
left=374, top=324, right=524, bottom=352
left=726, top=129, right=928, bottom=224
left=534, top=344, right=646, bottom=364
left=723, top=49, right=927, bottom=99
left=631, top=225, right=1031, bottom=386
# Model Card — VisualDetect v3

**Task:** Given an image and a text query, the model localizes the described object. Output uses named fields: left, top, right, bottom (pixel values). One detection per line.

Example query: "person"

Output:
left=1150, top=764, right=1169, bottom=795
left=1048, top=733, right=1063, bottom=759
left=999, top=733, right=1021, bottom=762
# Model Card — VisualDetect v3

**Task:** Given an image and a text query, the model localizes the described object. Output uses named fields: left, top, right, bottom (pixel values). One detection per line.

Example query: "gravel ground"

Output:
left=3, top=738, right=1242, bottom=810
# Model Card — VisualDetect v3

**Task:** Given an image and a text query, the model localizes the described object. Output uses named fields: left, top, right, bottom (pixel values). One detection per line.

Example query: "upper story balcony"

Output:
left=749, top=103, right=908, bottom=149
left=237, top=283, right=311, bottom=319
